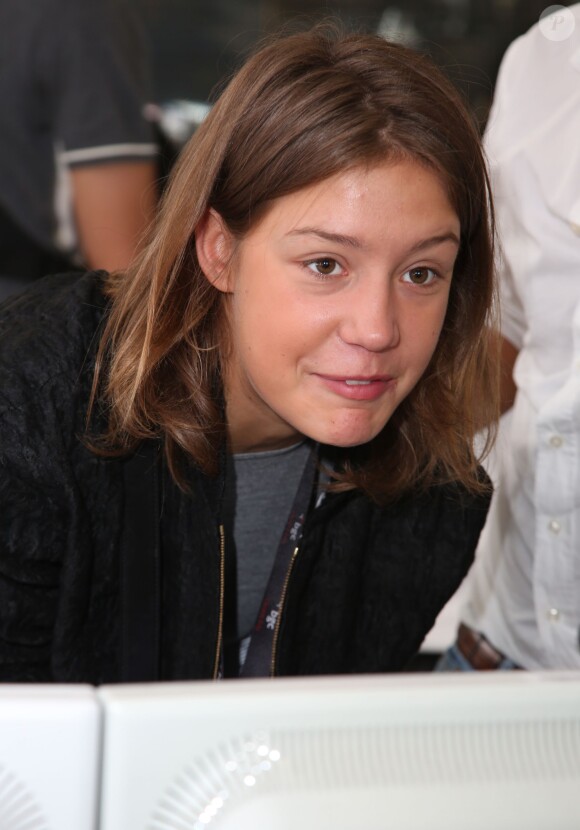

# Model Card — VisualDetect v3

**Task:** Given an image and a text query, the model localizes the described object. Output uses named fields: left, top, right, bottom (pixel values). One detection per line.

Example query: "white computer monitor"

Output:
left=0, top=684, right=101, bottom=830
left=98, top=670, right=580, bottom=830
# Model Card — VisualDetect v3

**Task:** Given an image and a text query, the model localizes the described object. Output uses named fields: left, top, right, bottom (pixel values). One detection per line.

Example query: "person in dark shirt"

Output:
left=0, top=25, right=498, bottom=683
left=0, top=0, right=157, bottom=295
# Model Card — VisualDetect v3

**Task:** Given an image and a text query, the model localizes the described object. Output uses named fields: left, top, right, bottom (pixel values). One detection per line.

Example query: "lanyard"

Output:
left=239, top=444, right=318, bottom=678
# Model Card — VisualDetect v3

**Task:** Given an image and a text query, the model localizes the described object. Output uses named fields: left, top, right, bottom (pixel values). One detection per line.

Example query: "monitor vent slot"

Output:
left=0, top=763, right=50, bottom=830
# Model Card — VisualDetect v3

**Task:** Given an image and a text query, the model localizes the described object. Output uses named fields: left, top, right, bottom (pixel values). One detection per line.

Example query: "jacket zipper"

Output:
left=269, top=544, right=300, bottom=677
left=212, top=524, right=226, bottom=679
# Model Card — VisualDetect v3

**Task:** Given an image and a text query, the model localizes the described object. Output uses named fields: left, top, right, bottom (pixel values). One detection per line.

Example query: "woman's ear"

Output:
left=195, top=208, right=235, bottom=293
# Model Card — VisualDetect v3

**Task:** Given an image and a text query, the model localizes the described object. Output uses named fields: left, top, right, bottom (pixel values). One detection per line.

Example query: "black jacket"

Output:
left=0, top=272, right=491, bottom=684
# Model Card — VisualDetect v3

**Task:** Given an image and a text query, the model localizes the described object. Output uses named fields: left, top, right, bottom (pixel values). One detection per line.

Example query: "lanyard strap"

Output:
left=240, top=445, right=318, bottom=678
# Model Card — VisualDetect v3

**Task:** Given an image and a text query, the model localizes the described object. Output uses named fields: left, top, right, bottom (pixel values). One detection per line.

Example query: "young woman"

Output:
left=0, top=25, right=498, bottom=683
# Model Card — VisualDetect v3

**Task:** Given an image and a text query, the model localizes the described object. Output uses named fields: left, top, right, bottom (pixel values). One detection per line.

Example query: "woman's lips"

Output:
left=314, top=374, right=395, bottom=401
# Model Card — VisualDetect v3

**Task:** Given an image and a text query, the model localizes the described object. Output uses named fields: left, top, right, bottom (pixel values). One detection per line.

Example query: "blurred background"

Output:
left=142, top=0, right=572, bottom=145
left=2, top=0, right=571, bottom=297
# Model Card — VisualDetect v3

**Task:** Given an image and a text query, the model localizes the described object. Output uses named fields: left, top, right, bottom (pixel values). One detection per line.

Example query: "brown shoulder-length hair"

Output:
left=92, top=23, right=499, bottom=504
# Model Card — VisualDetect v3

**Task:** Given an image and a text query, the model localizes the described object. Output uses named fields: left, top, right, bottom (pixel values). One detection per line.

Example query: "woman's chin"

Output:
left=306, top=421, right=385, bottom=449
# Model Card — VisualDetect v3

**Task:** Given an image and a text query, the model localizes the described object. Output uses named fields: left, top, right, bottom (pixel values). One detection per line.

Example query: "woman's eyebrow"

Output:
left=286, top=227, right=364, bottom=248
left=285, top=227, right=460, bottom=253
left=407, top=232, right=460, bottom=255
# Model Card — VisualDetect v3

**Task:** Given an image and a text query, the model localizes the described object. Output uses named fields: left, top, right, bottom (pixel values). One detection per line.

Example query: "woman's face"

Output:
left=205, top=159, right=460, bottom=453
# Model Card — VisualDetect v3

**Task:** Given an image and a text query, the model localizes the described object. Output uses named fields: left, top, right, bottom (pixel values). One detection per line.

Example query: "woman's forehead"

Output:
left=242, top=161, right=459, bottom=251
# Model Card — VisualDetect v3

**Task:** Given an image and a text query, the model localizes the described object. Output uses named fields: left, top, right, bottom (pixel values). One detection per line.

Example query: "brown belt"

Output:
left=457, top=623, right=507, bottom=670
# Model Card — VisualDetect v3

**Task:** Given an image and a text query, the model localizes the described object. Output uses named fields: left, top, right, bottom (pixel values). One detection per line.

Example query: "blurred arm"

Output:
left=70, top=159, right=157, bottom=272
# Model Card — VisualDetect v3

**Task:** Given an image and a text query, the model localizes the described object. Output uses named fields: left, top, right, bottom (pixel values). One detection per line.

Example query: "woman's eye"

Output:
left=403, top=267, right=438, bottom=285
left=306, top=258, right=342, bottom=277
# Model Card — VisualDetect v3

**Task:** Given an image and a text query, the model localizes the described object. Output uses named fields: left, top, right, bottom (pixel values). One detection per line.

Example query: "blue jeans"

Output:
left=435, top=644, right=521, bottom=672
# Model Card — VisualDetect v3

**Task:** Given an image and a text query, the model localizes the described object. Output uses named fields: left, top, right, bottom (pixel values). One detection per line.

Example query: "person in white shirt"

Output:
left=440, top=4, right=580, bottom=671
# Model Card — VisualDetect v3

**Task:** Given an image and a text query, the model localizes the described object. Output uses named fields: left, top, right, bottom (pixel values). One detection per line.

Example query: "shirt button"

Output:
left=548, top=519, right=561, bottom=534
left=547, top=608, right=561, bottom=622
left=549, top=435, right=563, bottom=448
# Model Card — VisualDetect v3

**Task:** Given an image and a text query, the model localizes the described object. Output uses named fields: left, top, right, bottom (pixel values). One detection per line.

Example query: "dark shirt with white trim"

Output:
left=0, top=0, right=157, bottom=269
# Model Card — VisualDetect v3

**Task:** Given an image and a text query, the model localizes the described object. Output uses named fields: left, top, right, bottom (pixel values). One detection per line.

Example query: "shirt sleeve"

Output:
left=0, top=274, right=106, bottom=682
left=40, top=0, right=157, bottom=166
left=0, top=384, right=69, bottom=681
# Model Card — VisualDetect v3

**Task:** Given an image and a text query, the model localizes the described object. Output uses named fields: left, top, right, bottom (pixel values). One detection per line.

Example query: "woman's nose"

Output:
left=337, top=278, right=400, bottom=352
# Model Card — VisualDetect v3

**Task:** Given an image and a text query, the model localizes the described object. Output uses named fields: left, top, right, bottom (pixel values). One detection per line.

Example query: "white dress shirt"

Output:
left=462, top=5, right=580, bottom=669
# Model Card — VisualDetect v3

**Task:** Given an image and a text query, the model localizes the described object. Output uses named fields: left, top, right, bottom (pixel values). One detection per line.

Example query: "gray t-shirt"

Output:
left=222, top=440, right=312, bottom=648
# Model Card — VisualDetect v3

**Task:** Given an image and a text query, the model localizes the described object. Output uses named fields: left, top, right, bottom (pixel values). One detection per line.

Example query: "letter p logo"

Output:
left=539, top=5, right=576, bottom=41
